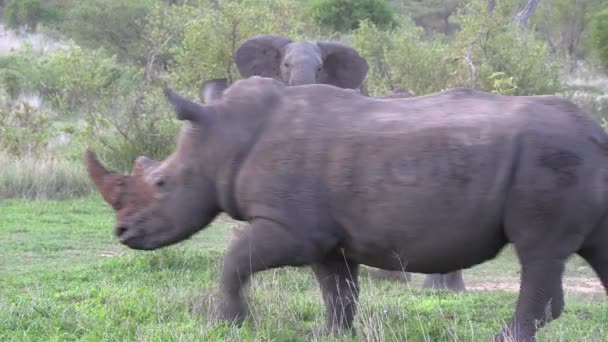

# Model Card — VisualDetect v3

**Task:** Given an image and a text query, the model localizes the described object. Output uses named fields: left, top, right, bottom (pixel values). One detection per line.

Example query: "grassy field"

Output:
left=1, top=198, right=606, bottom=341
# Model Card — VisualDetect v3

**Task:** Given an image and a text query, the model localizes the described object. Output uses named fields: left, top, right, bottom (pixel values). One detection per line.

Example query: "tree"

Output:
left=307, top=0, right=397, bottom=33
left=591, top=7, right=608, bottom=70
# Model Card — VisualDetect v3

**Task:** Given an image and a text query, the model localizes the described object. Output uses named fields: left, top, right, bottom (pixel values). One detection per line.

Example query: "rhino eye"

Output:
left=155, top=178, right=166, bottom=187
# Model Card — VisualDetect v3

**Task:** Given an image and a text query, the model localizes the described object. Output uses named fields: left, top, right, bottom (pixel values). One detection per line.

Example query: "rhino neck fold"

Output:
left=213, top=112, right=270, bottom=221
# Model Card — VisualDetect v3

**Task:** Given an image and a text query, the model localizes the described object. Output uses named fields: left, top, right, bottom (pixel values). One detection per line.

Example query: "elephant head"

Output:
left=234, top=34, right=368, bottom=89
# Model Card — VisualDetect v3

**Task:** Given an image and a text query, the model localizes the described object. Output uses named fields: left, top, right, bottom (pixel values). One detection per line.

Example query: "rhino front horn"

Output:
left=84, top=149, right=123, bottom=209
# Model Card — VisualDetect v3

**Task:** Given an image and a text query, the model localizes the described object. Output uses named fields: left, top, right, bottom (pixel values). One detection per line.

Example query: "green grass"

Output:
left=1, top=198, right=606, bottom=341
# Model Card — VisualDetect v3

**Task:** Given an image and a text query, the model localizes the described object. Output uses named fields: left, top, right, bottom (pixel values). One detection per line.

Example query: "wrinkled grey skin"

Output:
left=234, top=34, right=368, bottom=88
left=234, top=34, right=466, bottom=292
left=87, top=77, right=608, bottom=342
left=374, top=87, right=466, bottom=293
left=204, top=81, right=466, bottom=291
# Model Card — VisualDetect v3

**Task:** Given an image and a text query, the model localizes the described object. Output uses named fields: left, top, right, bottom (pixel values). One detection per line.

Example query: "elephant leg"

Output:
left=312, top=251, right=360, bottom=335
left=578, top=239, right=608, bottom=294
left=220, top=219, right=322, bottom=323
left=422, top=271, right=465, bottom=292
left=443, top=270, right=466, bottom=292
left=494, top=259, right=566, bottom=342
left=422, top=273, right=446, bottom=290
left=366, top=267, right=412, bottom=283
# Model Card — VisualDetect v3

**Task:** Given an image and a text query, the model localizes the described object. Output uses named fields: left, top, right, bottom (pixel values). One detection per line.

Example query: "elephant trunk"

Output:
left=288, top=67, right=317, bottom=86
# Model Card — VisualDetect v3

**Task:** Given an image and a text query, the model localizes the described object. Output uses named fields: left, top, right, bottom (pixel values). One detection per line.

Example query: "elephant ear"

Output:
left=234, top=34, right=293, bottom=79
left=199, top=78, right=229, bottom=104
left=317, top=41, right=369, bottom=89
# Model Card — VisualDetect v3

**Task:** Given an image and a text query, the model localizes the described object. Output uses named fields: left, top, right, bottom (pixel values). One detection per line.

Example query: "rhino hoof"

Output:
left=220, top=300, right=246, bottom=324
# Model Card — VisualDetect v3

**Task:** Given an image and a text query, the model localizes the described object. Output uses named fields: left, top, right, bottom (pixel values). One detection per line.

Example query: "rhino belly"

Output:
left=338, top=194, right=507, bottom=274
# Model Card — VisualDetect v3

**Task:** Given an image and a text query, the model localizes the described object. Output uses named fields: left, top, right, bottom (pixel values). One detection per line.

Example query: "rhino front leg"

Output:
left=422, top=271, right=466, bottom=292
left=312, top=251, right=360, bottom=335
left=220, top=219, right=322, bottom=323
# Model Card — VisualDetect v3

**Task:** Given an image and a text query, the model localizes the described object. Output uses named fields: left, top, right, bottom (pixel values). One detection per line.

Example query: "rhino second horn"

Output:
left=164, top=87, right=214, bottom=123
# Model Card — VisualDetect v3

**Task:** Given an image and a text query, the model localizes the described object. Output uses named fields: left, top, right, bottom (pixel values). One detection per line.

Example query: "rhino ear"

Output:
left=164, top=87, right=215, bottom=124
left=234, top=34, right=293, bottom=79
left=133, top=155, right=158, bottom=175
left=84, top=149, right=124, bottom=209
left=317, top=41, right=369, bottom=89
left=199, top=78, right=229, bottom=104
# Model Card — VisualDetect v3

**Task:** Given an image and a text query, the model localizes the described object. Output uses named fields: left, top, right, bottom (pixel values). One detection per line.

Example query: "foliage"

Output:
left=53, top=0, right=156, bottom=64
left=75, top=86, right=180, bottom=172
left=0, top=42, right=178, bottom=170
left=591, top=7, right=608, bottom=71
left=353, top=1, right=562, bottom=97
left=0, top=43, right=138, bottom=115
left=170, top=0, right=310, bottom=92
left=393, top=0, right=464, bottom=36
left=450, top=0, right=562, bottom=95
left=353, top=18, right=451, bottom=96
left=307, top=0, right=397, bottom=33
left=3, top=0, right=60, bottom=32
left=530, top=0, right=608, bottom=63
left=0, top=97, right=52, bottom=156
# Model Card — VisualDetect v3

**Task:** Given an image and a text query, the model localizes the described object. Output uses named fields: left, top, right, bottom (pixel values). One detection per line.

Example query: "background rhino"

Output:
left=87, top=77, right=608, bottom=342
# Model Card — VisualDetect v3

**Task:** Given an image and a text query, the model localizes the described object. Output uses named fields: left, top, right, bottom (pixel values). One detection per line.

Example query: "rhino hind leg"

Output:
left=422, top=271, right=466, bottom=293
left=578, top=235, right=608, bottom=294
left=220, top=220, right=322, bottom=324
left=312, top=252, right=360, bottom=335
left=495, top=259, right=566, bottom=342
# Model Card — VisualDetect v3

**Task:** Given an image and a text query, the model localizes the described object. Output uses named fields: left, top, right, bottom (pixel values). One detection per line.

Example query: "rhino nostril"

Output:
left=115, top=225, right=129, bottom=237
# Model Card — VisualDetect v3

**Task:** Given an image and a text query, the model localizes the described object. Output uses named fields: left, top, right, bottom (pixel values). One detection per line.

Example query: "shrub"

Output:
left=54, top=0, right=155, bottom=64
left=4, top=0, right=59, bottom=32
left=591, top=8, right=608, bottom=71
left=353, top=18, right=451, bottom=96
left=307, top=0, right=397, bottom=33
left=169, top=0, right=309, bottom=91
left=353, top=0, right=562, bottom=97
left=0, top=94, right=53, bottom=156
left=450, top=0, right=562, bottom=95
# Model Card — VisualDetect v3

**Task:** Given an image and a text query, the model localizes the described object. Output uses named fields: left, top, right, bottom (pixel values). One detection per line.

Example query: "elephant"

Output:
left=233, top=34, right=368, bottom=88
left=86, top=77, right=608, bottom=341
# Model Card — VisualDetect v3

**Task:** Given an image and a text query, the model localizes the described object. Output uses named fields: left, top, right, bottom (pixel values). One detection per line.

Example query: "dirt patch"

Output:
left=467, top=276, right=604, bottom=294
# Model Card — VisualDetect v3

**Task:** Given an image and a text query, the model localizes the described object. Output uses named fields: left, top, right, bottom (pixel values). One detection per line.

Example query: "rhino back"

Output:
left=232, top=86, right=608, bottom=272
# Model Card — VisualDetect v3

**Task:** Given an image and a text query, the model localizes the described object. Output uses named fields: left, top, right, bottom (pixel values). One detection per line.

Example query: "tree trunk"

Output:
left=514, top=0, right=541, bottom=26
left=487, top=0, right=496, bottom=13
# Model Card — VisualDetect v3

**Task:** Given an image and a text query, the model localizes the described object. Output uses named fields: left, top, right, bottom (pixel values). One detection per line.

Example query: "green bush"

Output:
left=4, top=0, right=59, bottom=32
left=353, top=18, right=451, bottom=96
left=591, top=8, right=608, bottom=71
left=54, top=0, right=155, bottom=64
left=354, top=0, right=562, bottom=97
left=0, top=42, right=178, bottom=170
left=0, top=98, right=52, bottom=157
left=169, top=0, right=308, bottom=91
left=307, top=0, right=397, bottom=33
